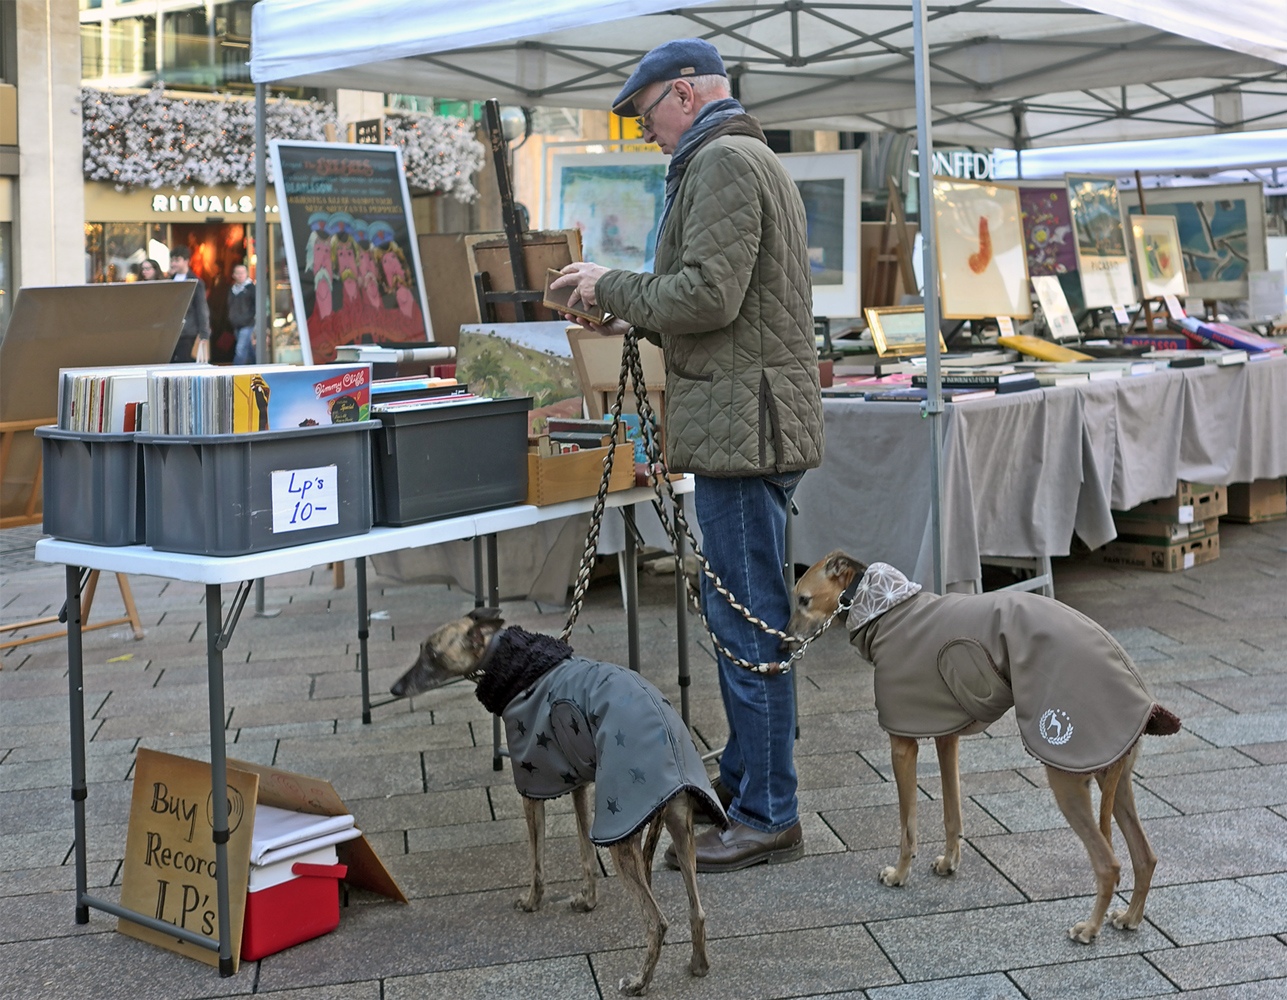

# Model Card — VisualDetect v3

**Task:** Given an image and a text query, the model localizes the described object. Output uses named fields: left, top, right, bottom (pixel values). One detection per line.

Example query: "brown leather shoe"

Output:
left=664, top=820, right=804, bottom=872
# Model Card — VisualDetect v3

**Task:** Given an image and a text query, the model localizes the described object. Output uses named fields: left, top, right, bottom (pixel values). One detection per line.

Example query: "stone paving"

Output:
left=1, top=516, right=1285, bottom=1000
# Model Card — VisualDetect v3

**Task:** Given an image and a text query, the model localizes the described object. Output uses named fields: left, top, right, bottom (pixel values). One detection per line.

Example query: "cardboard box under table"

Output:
left=1224, top=478, right=1287, bottom=523
left=118, top=749, right=405, bottom=972
left=1117, top=480, right=1227, bottom=524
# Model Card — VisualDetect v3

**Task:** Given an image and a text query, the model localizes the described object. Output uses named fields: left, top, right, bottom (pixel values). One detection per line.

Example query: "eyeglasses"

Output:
left=634, top=83, right=673, bottom=133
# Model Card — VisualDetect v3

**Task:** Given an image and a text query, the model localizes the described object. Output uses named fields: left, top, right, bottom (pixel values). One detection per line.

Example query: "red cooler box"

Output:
left=241, top=844, right=347, bottom=961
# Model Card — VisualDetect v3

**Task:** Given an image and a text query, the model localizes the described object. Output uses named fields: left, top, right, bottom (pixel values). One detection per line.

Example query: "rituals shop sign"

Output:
left=118, top=749, right=259, bottom=971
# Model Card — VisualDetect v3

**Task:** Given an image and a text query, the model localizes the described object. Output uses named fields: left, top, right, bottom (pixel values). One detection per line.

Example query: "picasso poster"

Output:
left=1066, top=174, right=1135, bottom=308
left=1126, top=182, right=1267, bottom=300
left=933, top=179, right=1031, bottom=319
left=779, top=150, right=862, bottom=316
left=1018, top=185, right=1077, bottom=276
left=553, top=153, right=668, bottom=272
left=271, top=141, right=432, bottom=364
left=1129, top=214, right=1189, bottom=299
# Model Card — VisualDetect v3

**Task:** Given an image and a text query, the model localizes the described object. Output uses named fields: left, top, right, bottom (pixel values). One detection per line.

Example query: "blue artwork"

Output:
left=1128, top=197, right=1249, bottom=285
left=559, top=164, right=666, bottom=272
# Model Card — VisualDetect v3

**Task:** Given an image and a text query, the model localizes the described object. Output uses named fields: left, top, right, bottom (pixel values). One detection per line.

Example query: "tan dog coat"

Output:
left=847, top=563, right=1158, bottom=773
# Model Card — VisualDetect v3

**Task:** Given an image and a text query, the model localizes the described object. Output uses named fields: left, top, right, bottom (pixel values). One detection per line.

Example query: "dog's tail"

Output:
left=1145, top=704, right=1182, bottom=736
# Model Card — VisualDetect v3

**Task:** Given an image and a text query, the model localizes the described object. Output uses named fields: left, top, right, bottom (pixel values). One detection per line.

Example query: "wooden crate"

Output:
left=526, top=444, right=634, bottom=506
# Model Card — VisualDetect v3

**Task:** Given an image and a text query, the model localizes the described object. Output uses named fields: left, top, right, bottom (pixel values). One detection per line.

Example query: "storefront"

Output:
left=83, top=181, right=303, bottom=362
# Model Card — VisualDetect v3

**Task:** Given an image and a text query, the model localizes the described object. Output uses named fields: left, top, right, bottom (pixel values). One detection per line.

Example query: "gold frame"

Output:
left=865, top=305, right=947, bottom=357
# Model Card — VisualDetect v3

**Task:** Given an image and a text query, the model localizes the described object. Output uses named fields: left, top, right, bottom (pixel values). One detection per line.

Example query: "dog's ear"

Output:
left=823, top=551, right=865, bottom=582
left=468, top=607, right=504, bottom=623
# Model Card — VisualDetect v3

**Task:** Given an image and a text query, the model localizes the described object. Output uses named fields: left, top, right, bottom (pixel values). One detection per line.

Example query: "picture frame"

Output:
left=1066, top=173, right=1136, bottom=308
left=933, top=178, right=1032, bottom=320
left=1125, top=181, right=1268, bottom=300
left=1129, top=214, right=1189, bottom=299
left=551, top=152, right=669, bottom=273
left=270, top=140, right=434, bottom=365
left=864, top=305, right=946, bottom=356
left=780, top=150, right=862, bottom=317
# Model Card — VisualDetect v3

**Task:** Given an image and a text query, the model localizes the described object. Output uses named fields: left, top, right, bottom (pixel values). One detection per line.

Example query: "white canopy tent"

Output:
left=248, top=0, right=1287, bottom=594
left=250, top=0, right=1287, bottom=147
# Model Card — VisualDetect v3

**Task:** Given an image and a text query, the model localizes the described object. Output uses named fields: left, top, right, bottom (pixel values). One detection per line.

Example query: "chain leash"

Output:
left=561, top=328, right=842, bottom=674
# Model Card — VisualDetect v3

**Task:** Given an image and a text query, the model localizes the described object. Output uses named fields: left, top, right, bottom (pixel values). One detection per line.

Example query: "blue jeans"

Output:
left=232, top=325, right=255, bottom=365
left=694, top=471, right=803, bottom=834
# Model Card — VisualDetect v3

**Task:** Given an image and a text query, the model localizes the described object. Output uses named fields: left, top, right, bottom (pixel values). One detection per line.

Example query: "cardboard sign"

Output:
left=1112, top=305, right=1130, bottom=326
left=119, top=749, right=259, bottom=971
left=1163, top=294, right=1185, bottom=320
left=996, top=316, right=1015, bottom=337
left=271, top=465, right=339, bottom=534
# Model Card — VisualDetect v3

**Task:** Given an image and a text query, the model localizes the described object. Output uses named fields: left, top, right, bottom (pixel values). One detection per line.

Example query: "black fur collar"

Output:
left=474, top=626, right=574, bottom=715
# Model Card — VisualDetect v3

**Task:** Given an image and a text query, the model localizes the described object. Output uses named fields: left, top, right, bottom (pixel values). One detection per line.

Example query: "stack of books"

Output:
left=1176, top=318, right=1284, bottom=357
left=369, top=375, right=475, bottom=413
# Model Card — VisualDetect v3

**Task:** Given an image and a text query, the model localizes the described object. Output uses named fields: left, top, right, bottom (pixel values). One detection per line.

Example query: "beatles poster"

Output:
left=271, top=141, right=433, bottom=364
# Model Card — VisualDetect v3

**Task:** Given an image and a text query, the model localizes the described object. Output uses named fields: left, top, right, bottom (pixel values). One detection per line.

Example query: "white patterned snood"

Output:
left=845, top=562, right=923, bottom=633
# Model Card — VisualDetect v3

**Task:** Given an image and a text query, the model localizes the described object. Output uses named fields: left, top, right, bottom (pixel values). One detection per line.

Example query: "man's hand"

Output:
left=550, top=262, right=610, bottom=309
left=570, top=316, right=632, bottom=337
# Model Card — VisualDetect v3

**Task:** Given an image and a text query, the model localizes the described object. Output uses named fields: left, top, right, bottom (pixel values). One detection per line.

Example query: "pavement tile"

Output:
left=1144, top=874, right=1287, bottom=944
left=342, top=787, right=492, bottom=833
left=590, top=925, right=899, bottom=999
left=1009, top=954, right=1175, bottom=999
left=868, top=896, right=1172, bottom=980
left=0, top=755, right=133, bottom=793
left=1139, top=981, right=1287, bottom=1000
left=1240, top=741, right=1287, bottom=765
left=1139, top=763, right=1287, bottom=812
left=1145, top=935, right=1287, bottom=990
left=1184, top=715, right=1287, bottom=748
left=385, top=955, right=598, bottom=1000
left=1184, top=676, right=1287, bottom=714
left=971, top=781, right=1178, bottom=834
left=862, top=736, right=1038, bottom=781
left=0, top=862, right=118, bottom=897
left=865, top=974, right=1024, bottom=1000
left=821, top=797, right=1006, bottom=853
left=1132, top=746, right=1260, bottom=777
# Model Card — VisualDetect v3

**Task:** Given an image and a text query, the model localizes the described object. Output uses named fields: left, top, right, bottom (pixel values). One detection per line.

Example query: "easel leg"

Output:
left=332, top=561, right=345, bottom=589
left=357, top=557, right=371, bottom=725
left=204, top=584, right=234, bottom=977
left=66, top=566, right=90, bottom=925
left=81, top=571, right=101, bottom=624
left=115, top=574, right=145, bottom=640
left=674, top=495, right=690, bottom=727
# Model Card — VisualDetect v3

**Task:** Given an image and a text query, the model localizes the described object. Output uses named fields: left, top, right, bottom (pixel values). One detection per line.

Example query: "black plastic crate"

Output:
left=35, top=426, right=145, bottom=547
left=137, top=422, right=376, bottom=556
left=371, top=398, right=531, bottom=526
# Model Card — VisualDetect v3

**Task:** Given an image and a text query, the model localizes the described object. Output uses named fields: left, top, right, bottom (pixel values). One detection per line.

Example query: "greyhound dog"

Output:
left=786, top=552, right=1181, bottom=944
left=390, top=609, right=726, bottom=995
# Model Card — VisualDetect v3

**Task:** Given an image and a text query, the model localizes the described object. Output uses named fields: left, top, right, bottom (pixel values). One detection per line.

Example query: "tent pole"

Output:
left=912, top=0, right=945, bottom=596
left=253, top=81, right=272, bottom=619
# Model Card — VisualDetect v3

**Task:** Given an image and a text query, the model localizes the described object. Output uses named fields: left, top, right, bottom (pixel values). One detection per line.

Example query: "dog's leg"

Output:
left=881, top=734, right=920, bottom=887
left=663, top=795, right=709, bottom=979
left=1048, top=766, right=1121, bottom=943
left=932, top=734, right=963, bottom=877
left=1100, top=745, right=1156, bottom=931
left=569, top=784, right=599, bottom=912
left=515, top=796, right=546, bottom=912
left=610, top=836, right=668, bottom=996
left=641, top=813, right=665, bottom=889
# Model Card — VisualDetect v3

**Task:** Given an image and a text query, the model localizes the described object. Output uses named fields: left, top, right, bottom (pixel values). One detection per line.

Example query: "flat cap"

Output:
left=612, top=38, right=727, bottom=117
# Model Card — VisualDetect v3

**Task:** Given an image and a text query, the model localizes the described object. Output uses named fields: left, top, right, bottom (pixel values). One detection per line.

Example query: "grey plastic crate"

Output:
left=371, top=397, right=531, bottom=526
left=35, top=426, right=145, bottom=547
left=137, top=421, right=376, bottom=556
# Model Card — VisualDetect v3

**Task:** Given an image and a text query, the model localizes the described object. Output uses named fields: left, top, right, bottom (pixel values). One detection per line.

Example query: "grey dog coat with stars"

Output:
left=474, top=627, right=727, bottom=845
left=846, top=563, right=1171, bottom=774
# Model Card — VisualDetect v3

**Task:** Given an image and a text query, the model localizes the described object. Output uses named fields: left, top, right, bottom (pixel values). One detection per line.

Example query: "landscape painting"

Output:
left=455, top=322, right=583, bottom=435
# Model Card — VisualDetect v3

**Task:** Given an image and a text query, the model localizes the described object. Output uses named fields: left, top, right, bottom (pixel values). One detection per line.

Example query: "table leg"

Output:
left=674, top=495, right=691, bottom=726
left=472, top=537, right=484, bottom=609
left=623, top=505, right=640, bottom=672
left=66, top=566, right=89, bottom=925
left=357, top=557, right=371, bottom=725
left=486, top=533, right=505, bottom=771
left=204, top=584, right=234, bottom=977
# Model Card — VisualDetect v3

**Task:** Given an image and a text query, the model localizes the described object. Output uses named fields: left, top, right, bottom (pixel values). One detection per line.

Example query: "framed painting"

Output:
left=864, top=305, right=946, bottom=356
left=933, top=179, right=1032, bottom=319
left=552, top=152, right=668, bottom=273
left=1066, top=174, right=1135, bottom=308
left=454, top=321, right=584, bottom=436
left=1017, top=183, right=1077, bottom=277
left=1130, top=214, right=1189, bottom=299
left=1125, top=182, right=1267, bottom=299
left=780, top=150, right=862, bottom=317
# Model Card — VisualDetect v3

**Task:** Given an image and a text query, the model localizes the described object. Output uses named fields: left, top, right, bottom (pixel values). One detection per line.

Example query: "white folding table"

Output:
left=34, top=478, right=694, bottom=976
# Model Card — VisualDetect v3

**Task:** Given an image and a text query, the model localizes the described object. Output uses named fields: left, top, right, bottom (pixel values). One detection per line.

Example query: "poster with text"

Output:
left=271, top=141, right=433, bottom=364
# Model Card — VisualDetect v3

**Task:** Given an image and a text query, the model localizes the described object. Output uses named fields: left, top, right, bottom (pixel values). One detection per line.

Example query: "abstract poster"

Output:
left=933, top=179, right=1032, bottom=319
left=271, top=141, right=432, bottom=364
left=554, top=153, right=667, bottom=272
left=780, top=150, right=862, bottom=316
left=1066, top=174, right=1135, bottom=308
left=1129, top=214, right=1188, bottom=299
left=1126, top=182, right=1267, bottom=299
left=1018, top=185, right=1077, bottom=276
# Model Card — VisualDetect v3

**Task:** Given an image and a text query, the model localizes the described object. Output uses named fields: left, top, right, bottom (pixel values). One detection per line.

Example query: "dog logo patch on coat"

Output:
left=1039, top=709, right=1074, bottom=745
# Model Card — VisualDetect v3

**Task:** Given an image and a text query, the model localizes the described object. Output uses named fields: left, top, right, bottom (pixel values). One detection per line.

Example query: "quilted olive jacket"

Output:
left=596, top=118, right=824, bottom=476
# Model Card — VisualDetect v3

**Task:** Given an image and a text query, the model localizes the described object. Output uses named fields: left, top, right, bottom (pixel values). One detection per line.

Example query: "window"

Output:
left=108, top=16, right=156, bottom=79
left=81, top=23, right=104, bottom=80
left=161, top=1, right=254, bottom=92
left=85, top=223, right=168, bottom=284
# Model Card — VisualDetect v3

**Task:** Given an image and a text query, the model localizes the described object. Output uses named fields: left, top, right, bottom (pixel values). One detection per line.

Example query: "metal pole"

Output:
left=913, top=0, right=945, bottom=596
left=357, top=557, right=372, bottom=725
left=252, top=82, right=280, bottom=619
left=66, top=567, right=89, bottom=925
left=204, top=585, right=234, bottom=976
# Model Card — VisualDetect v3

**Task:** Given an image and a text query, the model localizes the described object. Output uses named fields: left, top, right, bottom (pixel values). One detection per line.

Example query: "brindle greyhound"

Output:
left=785, top=552, right=1181, bottom=944
left=391, top=609, right=719, bottom=996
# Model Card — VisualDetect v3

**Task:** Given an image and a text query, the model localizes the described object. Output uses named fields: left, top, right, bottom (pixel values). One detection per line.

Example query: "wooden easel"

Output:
left=863, top=178, right=918, bottom=309
left=0, top=417, right=49, bottom=529
left=0, top=568, right=144, bottom=652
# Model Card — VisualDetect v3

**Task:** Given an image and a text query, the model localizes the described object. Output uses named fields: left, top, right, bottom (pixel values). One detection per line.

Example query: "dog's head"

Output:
left=782, top=550, right=866, bottom=651
left=390, top=608, right=506, bottom=699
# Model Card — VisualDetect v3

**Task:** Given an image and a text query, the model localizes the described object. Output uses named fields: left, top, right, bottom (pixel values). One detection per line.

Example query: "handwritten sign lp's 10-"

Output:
left=271, top=464, right=340, bottom=534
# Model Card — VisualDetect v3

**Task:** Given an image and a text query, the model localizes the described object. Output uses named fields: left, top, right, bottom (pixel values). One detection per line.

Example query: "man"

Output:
left=168, top=245, right=211, bottom=363
left=227, top=263, right=257, bottom=365
left=551, top=39, right=824, bottom=871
